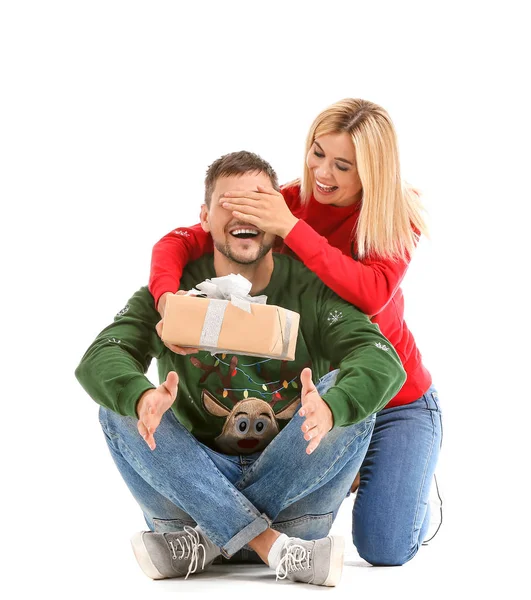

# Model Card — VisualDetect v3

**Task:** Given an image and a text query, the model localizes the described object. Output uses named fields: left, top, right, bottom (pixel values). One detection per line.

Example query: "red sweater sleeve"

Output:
left=149, top=224, right=213, bottom=305
left=283, top=219, right=410, bottom=316
left=280, top=183, right=302, bottom=211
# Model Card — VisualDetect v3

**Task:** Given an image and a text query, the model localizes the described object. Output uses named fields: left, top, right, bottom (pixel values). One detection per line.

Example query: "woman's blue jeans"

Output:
left=99, top=370, right=374, bottom=558
left=353, top=384, right=443, bottom=566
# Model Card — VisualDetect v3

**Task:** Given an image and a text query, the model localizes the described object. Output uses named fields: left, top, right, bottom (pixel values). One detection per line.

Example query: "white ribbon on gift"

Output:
left=188, top=273, right=267, bottom=312
left=187, top=274, right=268, bottom=350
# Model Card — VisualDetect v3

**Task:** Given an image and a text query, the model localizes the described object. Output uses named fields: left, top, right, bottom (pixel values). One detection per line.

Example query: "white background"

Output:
left=1, top=1, right=529, bottom=598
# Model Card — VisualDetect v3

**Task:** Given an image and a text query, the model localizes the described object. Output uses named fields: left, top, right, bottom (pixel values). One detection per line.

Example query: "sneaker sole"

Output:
left=130, top=532, right=166, bottom=580
left=322, top=535, right=344, bottom=587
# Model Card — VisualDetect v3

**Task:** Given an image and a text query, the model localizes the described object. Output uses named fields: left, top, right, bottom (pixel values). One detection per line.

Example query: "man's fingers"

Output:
left=304, top=425, right=320, bottom=442
left=139, top=398, right=162, bottom=433
left=163, top=371, right=179, bottom=400
left=306, top=432, right=324, bottom=455
left=138, top=420, right=148, bottom=439
left=145, top=432, right=156, bottom=451
left=164, top=341, right=198, bottom=355
left=142, top=409, right=162, bottom=435
left=298, top=401, right=316, bottom=418
left=156, top=319, right=164, bottom=338
left=301, top=417, right=318, bottom=435
left=137, top=373, right=178, bottom=446
left=300, top=366, right=319, bottom=415
left=301, top=367, right=316, bottom=391
left=137, top=421, right=156, bottom=450
left=159, top=321, right=193, bottom=354
left=302, top=414, right=319, bottom=441
left=180, top=347, right=199, bottom=354
left=300, top=368, right=317, bottom=405
left=158, top=320, right=198, bottom=355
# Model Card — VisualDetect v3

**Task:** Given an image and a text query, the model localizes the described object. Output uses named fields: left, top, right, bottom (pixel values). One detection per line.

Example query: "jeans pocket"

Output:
left=430, top=391, right=442, bottom=414
left=273, top=512, right=333, bottom=540
left=152, top=516, right=197, bottom=533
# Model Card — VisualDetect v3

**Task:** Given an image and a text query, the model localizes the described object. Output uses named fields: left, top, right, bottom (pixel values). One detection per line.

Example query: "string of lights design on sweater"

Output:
left=190, top=353, right=303, bottom=405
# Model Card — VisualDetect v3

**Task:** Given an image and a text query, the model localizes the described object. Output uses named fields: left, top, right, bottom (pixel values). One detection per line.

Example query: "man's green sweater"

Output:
left=75, top=254, right=406, bottom=453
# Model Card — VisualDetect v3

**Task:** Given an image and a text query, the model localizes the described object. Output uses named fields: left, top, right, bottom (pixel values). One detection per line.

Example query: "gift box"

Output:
left=161, top=274, right=300, bottom=361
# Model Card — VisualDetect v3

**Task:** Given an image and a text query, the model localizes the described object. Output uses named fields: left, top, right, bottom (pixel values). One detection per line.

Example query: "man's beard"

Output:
left=214, top=237, right=274, bottom=265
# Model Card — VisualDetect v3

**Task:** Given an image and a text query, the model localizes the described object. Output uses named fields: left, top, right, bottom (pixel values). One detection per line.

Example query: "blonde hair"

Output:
left=292, top=98, right=428, bottom=261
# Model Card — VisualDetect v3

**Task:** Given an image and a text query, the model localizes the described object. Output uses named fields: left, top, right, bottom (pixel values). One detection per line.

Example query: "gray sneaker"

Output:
left=276, top=535, right=344, bottom=586
left=130, top=526, right=214, bottom=580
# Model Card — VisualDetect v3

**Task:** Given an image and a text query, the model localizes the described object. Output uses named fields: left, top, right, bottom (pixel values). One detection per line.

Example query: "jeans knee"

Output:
left=98, top=406, right=116, bottom=432
left=354, top=534, right=419, bottom=566
left=99, top=405, right=136, bottom=437
left=356, top=546, right=417, bottom=567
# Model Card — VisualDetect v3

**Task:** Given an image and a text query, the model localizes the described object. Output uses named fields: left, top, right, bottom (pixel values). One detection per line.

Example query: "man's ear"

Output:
left=200, top=204, right=210, bottom=233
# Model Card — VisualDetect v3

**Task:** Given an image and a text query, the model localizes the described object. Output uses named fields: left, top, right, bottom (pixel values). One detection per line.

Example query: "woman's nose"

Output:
left=316, top=165, right=332, bottom=180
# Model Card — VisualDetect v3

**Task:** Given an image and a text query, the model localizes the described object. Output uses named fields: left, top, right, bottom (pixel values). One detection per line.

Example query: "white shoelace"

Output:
left=276, top=542, right=312, bottom=580
left=167, top=526, right=207, bottom=579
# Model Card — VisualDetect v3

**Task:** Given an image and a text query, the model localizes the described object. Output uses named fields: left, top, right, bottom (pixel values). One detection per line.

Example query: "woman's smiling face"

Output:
left=306, top=132, right=363, bottom=207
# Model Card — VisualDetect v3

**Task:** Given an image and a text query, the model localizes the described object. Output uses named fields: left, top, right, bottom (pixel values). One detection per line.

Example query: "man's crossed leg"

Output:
left=99, top=374, right=374, bottom=585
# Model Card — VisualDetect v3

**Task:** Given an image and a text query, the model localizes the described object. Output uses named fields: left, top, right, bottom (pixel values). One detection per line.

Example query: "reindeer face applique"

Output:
left=202, top=390, right=300, bottom=454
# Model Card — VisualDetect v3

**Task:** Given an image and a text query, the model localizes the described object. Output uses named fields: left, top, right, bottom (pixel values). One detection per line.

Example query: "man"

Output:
left=75, top=151, right=406, bottom=586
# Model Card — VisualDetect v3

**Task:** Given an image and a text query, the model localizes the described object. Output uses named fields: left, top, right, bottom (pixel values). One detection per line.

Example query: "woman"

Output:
left=149, top=98, right=442, bottom=566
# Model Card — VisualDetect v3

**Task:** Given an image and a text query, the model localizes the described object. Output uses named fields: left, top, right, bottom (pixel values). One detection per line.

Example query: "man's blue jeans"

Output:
left=99, top=370, right=374, bottom=558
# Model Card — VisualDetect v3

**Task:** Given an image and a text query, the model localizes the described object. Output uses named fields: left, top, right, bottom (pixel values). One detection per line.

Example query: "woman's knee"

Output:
left=353, top=528, right=420, bottom=566
left=355, top=542, right=419, bottom=567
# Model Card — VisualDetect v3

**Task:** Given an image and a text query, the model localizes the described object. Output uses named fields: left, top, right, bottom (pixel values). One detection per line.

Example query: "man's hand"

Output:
left=155, top=291, right=198, bottom=356
left=157, top=292, right=172, bottom=318
left=298, top=368, right=334, bottom=454
left=156, top=319, right=199, bottom=356
left=136, top=371, right=179, bottom=450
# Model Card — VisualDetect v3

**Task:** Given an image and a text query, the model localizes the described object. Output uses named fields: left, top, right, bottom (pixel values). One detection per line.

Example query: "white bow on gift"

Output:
left=187, top=273, right=267, bottom=314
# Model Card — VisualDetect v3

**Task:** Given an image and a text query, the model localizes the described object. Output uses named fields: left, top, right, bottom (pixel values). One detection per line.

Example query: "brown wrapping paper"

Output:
left=161, top=294, right=300, bottom=361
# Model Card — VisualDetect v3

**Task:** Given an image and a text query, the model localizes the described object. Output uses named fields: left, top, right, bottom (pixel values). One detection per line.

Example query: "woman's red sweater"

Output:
left=149, top=184, right=432, bottom=408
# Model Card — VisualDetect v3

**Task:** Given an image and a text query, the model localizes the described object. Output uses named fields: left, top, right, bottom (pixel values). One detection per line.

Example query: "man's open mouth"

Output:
left=229, top=228, right=260, bottom=239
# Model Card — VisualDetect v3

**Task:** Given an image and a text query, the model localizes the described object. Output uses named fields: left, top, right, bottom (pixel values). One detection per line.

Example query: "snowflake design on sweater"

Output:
left=173, top=229, right=190, bottom=237
left=327, top=310, right=343, bottom=325
left=116, top=305, right=130, bottom=318
left=374, top=342, right=390, bottom=352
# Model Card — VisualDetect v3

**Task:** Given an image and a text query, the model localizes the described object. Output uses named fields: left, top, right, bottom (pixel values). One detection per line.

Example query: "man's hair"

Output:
left=204, top=151, right=280, bottom=207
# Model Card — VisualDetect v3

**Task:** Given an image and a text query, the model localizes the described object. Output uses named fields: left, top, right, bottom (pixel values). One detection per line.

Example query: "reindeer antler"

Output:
left=189, top=354, right=240, bottom=405
left=260, top=360, right=312, bottom=409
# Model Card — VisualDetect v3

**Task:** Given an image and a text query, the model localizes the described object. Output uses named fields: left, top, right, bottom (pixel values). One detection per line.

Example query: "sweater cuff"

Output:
left=284, top=219, right=322, bottom=259
left=321, top=387, right=358, bottom=428
left=117, top=376, right=157, bottom=418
